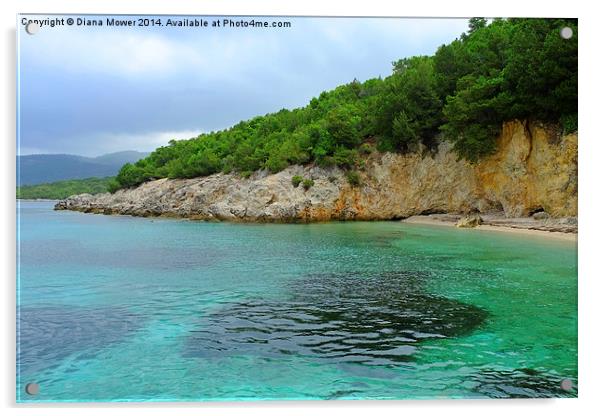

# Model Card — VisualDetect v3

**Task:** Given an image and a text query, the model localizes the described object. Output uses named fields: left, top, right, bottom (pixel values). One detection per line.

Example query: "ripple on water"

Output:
left=184, top=271, right=488, bottom=366
left=18, top=306, right=143, bottom=376
left=470, top=367, right=577, bottom=398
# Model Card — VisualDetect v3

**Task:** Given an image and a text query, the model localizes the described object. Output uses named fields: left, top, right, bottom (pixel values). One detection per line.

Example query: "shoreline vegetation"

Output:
left=17, top=177, right=113, bottom=200
left=54, top=120, right=577, bottom=233
left=44, top=18, right=577, bottom=241
left=106, top=18, right=577, bottom=193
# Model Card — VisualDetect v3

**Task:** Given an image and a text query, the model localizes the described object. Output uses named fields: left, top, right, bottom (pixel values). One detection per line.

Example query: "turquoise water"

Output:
left=16, top=201, right=577, bottom=402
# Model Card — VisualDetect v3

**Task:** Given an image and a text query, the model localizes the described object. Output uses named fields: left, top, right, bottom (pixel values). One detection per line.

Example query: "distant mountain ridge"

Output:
left=17, top=151, right=149, bottom=185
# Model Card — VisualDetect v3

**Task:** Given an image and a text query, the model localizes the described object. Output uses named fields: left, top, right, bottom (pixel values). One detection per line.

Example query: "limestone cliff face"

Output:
left=55, top=120, right=577, bottom=221
left=474, top=121, right=577, bottom=217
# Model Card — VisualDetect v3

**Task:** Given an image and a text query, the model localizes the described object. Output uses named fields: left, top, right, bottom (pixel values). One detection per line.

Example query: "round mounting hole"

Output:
left=560, top=378, right=573, bottom=391
left=560, top=26, right=573, bottom=40
left=25, top=383, right=39, bottom=395
left=25, top=22, right=40, bottom=35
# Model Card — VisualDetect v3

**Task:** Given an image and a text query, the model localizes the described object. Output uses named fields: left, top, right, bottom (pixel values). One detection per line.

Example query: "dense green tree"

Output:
left=468, top=17, right=488, bottom=34
left=326, top=104, right=362, bottom=148
left=17, top=177, right=115, bottom=199
left=114, top=163, right=150, bottom=188
left=110, top=18, right=577, bottom=190
left=374, top=56, right=443, bottom=151
left=438, top=18, right=576, bottom=159
left=504, top=18, right=577, bottom=125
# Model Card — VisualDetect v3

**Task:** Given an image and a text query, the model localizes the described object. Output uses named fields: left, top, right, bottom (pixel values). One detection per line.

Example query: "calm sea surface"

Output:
left=17, top=201, right=577, bottom=402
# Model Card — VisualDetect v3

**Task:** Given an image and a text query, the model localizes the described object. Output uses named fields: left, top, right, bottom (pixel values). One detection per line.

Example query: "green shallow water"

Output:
left=16, top=201, right=577, bottom=402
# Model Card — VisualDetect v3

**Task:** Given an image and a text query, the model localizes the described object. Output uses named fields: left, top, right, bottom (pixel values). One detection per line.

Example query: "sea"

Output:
left=16, top=200, right=578, bottom=402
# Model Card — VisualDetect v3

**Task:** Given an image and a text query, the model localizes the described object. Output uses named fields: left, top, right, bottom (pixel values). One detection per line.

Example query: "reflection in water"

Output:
left=185, top=271, right=488, bottom=365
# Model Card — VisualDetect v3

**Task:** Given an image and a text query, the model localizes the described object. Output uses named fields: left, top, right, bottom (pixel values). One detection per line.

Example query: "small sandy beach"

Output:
left=403, top=214, right=577, bottom=242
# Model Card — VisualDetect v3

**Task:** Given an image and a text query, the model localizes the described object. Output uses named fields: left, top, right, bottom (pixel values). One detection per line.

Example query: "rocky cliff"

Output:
left=55, top=120, right=577, bottom=222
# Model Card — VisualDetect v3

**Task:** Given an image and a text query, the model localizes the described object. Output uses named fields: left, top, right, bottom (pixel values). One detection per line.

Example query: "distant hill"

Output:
left=17, top=151, right=149, bottom=185
left=17, top=177, right=114, bottom=200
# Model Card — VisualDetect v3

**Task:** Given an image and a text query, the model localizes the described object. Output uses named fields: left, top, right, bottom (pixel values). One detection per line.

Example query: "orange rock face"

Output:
left=475, top=121, right=577, bottom=217
left=56, top=120, right=577, bottom=221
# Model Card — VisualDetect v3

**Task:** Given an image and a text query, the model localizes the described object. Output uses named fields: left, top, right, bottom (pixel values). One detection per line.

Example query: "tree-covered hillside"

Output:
left=110, top=18, right=577, bottom=192
left=17, top=177, right=113, bottom=200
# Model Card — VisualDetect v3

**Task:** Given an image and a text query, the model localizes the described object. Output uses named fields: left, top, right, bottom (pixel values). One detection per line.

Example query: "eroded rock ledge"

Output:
left=55, top=121, right=577, bottom=226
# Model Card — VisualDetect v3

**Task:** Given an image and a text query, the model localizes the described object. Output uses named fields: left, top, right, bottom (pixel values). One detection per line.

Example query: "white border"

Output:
left=2, top=1, right=600, bottom=415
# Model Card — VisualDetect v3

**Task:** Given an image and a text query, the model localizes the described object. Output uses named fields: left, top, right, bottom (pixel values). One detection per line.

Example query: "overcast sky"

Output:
left=18, top=16, right=468, bottom=156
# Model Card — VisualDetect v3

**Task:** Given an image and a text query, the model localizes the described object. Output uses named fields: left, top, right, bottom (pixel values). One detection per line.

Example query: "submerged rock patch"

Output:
left=18, top=306, right=143, bottom=376
left=184, top=271, right=488, bottom=366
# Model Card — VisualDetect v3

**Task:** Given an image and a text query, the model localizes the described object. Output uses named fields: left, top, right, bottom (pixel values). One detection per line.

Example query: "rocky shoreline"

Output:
left=55, top=121, right=577, bottom=229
